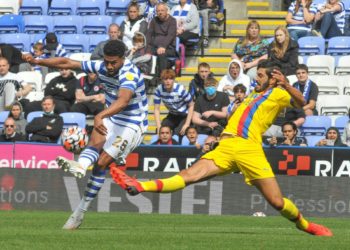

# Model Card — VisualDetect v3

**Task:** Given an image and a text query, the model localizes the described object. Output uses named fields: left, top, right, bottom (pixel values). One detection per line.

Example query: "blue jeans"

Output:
left=319, top=12, right=342, bottom=38
left=288, top=29, right=310, bottom=41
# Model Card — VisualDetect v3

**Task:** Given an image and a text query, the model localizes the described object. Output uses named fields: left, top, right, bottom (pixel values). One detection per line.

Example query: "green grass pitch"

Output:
left=1, top=211, right=349, bottom=250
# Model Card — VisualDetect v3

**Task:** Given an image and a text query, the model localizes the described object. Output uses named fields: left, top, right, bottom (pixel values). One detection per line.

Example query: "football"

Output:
left=61, top=126, right=89, bottom=153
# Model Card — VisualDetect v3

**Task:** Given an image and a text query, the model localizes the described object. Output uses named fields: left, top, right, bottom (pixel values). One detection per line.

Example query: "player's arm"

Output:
left=23, top=54, right=82, bottom=70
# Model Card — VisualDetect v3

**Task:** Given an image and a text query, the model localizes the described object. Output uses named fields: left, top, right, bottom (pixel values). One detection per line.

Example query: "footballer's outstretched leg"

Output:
left=56, top=156, right=86, bottom=178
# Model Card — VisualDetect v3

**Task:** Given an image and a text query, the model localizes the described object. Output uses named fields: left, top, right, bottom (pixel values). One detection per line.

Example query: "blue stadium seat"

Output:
left=60, top=112, right=86, bottom=128
left=0, top=14, right=24, bottom=33
left=298, top=36, right=326, bottom=62
left=0, top=33, right=31, bottom=51
left=82, top=15, right=112, bottom=34
left=76, top=0, right=106, bottom=16
left=23, top=15, right=53, bottom=34
left=105, top=0, right=131, bottom=16
left=300, top=115, right=332, bottom=136
left=29, top=33, right=46, bottom=48
left=326, top=36, right=350, bottom=65
left=60, top=34, right=89, bottom=53
left=48, top=0, right=77, bottom=16
left=334, top=116, right=349, bottom=134
left=304, top=135, right=324, bottom=147
left=0, top=111, right=10, bottom=129
left=113, top=15, right=126, bottom=26
left=88, top=34, right=109, bottom=52
left=19, top=0, right=48, bottom=15
left=53, top=15, right=82, bottom=34
left=27, top=111, right=44, bottom=123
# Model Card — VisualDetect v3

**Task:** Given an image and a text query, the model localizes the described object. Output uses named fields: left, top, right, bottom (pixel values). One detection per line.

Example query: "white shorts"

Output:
left=103, top=118, right=144, bottom=162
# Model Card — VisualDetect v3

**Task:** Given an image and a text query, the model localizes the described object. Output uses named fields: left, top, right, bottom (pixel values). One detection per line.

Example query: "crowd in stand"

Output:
left=0, top=0, right=350, bottom=151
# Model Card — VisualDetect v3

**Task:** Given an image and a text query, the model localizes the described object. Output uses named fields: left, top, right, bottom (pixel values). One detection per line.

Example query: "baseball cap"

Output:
left=45, top=33, right=58, bottom=51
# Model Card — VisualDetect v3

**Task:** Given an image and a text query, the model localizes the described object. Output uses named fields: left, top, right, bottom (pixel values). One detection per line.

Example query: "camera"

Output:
left=325, top=139, right=335, bottom=146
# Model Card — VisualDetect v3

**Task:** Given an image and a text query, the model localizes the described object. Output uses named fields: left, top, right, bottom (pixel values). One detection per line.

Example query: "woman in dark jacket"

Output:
left=268, top=25, right=299, bottom=76
left=316, top=127, right=348, bottom=147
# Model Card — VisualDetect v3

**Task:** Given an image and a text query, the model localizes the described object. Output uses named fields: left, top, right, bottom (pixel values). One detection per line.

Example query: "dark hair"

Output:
left=325, top=126, right=344, bottom=146
left=103, top=40, right=127, bottom=57
left=198, top=62, right=210, bottom=70
left=160, top=69, right=176, bottom=80
left=233, top=84, right=247, bottom=93
left=281, top=121, right=297, bottom=132
left=296, top=64, right=309, bottom=73
left=257, top=59, right=281, bottom=78
left=204, top=77, right=218, bottom=86
left=185, top=126, right=197, bottom=135
left=42, top=95, right=55, bottom=105
left=159, top=125, right=172, bottom=134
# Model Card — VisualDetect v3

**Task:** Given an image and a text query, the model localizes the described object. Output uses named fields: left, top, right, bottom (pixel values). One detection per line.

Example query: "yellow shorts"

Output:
left=202, top=137, right=274, bottom=185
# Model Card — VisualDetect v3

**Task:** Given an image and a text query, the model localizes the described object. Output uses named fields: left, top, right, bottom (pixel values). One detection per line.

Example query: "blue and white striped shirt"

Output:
left=81, top=58, right=148, bottom=132
left=154, top=82, right=192, bottom=115
left=287, top=2, right=318, bottom=31
left=30, top=39, right=68, bottom=57
left=317, top=1, right=345, bottom=33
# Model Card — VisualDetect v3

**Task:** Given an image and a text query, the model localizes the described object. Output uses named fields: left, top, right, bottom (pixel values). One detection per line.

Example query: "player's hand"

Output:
left=94, top=114, right=107, bottom=136
left=271, top=69, right=288, bottom=87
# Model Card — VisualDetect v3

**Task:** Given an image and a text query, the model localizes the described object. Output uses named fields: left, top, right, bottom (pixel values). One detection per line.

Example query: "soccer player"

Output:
left=24, top=39, right=148, bottom=230
left=111, top=60, right=332, bottom=237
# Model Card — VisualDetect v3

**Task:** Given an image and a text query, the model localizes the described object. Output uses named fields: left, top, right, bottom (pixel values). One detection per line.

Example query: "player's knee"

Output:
left=270, top=197, right=284, bottom=210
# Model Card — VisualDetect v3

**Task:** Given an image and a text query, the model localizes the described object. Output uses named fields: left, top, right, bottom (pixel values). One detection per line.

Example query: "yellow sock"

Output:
left=280, top=198, right=309, bottom=230
left=140, top=175, right=186, bottom=193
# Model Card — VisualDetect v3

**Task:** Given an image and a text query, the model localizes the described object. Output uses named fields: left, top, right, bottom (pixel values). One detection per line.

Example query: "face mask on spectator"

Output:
left=205, top=86, right=216, bottom=96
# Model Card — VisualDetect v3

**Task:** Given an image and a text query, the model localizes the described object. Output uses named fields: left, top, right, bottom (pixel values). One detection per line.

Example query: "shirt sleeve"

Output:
left=81, top=60, right=104, bottom=74
left=119, top=68, right=139, bottom=93
left=153, top=86, right=161, bottom=105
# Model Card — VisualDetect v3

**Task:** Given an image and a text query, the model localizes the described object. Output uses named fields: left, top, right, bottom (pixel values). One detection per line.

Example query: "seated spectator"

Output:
left=171, top=0, right=200, bottom=46
left=265, top=121, right=307, bottom=147
left=217, top=59, right=250, bottom=101
left=70, top=73, right=105, bottom=115
left=312, top=0, right=345, bottom=38
left=286, top=0, right=317, bottom=41
left=127, top=32, right=152, bottom=75
left=184, top=126, right=201, bottom=149
left=25, top=96, right=63, bottom=143
left=23, top=68, right=77, bottom=115
left=227, top=84, right=247, bottom=117
left=231, top=20, right=269, bottom=80
left=188, top=62, right=214, bottom=101
left=8, top=101, right=27, bottom=135
left=120, top=2, right=148, bottom=50
left=151, top=125, right=179, bottom=145
left=154, top=69, right=194, bottom=136
left=292, top=64, right=318, bottom=116
left=192, top=77, right=230, bottom=136
left=30, top=33, right=67, bottom=58
left=140, top=0, right=159, bottom=23
left=32, top=42, right=48, bottom=77
left=91, top=24, right=121, bottom=60
left=316, top=127, right=347, bottom=147
left=341, top=115, right=350, bottom=146
left=146, top=3, right=177, bottom=76
left=0, top=117, right=26, bottom=142
left=268, top=26, right=299, bottom=76
left=0, top=43, right=31, bottom=73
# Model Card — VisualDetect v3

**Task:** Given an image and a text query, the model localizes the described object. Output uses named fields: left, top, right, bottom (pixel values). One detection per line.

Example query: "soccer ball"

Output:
left=61, top=126, right=89, bottom=153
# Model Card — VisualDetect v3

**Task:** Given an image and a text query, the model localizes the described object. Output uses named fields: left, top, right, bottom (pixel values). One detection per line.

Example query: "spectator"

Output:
left=217, top=59, right=250, bottom=101
left=30, top=33, right=68, bottom=58
left=8, top=101, right=27, bottom=135
left=171, top=0, right=200, bottom=47
left=70, top=73, right=105, bottom=116
left=32, top=42, right=48, bottom=77
left=146, top=2, right=177, bottom=76
left=154, top=69, right=194, bottom=136
left=151, top=125, right=179, bottom=145
left=266, top=121, right=307, bottom=147
left=292, top=64, right=318, bottom=116
left=227, top=84, right=247, bottom=117
left=25, top=96, right=63, bottom=143
left=231, top=20, right=269, bottom=80
left=0, top=57, right=31, bottom=111
left=23, top=69, right=77, bottom=115
left=312, top=0, right=345, bottom=38
left=316, top=127, right=347, bottom=147
left=0, top=117, right=26, bottom=142
left=286, top=0, right=317, bottom=41
left=120, top=2, right=148, bottom=50
left=268, top=26, right=299, bottom=76
left=192, top=77, right=230, bottom=136
left=127, top=32, right=152, bottom=75
left=140, top=0, right=159, bottom=23
left=184, top=126, right=201, bottom=149
left=196, top=0, right=218, bottom=47
left=91, top=24, right=121, bottom=60
left=188, top=62, right=214, bottom=101
left=0, top=44, right=31, bottom=73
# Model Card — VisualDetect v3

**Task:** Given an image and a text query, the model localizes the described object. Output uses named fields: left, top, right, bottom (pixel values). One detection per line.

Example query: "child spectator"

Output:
left=227, top=84, right=247, bottom=117
left=188, top=62, right=214, bottom=101
left=32, top=42, right=48, bottom=76
left=185, top=126, right=201, bottom=149
left=127, top=32, right=152, bottom=75
left=151, top=125, right=179, bottom=145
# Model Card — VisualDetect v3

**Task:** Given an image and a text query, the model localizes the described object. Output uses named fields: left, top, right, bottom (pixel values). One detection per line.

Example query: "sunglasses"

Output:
left=5, top=125, right=14, bottom=128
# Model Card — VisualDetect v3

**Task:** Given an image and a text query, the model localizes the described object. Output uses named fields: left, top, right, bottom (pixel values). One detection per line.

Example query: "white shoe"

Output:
left=62, top=209, right=85, bottom=230
left=56, top=156, right=86, bottom=179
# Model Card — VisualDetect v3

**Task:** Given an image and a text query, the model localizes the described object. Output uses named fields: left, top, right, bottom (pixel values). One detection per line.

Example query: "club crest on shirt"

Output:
left=125, top=72, right=134, bottom=81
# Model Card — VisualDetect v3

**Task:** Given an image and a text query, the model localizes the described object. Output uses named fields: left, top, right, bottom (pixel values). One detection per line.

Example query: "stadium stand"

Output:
left=299, top=116, right=332, bottom=136
left=335, top=115, right=349, bottom=134
left=17, top=71, right=43, bottom=91
left=335, top=55, right=350, bottom=75
left=76, top=0, right=106, bottom=16
left=308, top=75, right=343, bottom=95
left=0, top=33, right=31, bottom=51
left=60, top=112, right=86, bottom=128
left=26, top=111, right=43, bottom=123
left=105, top=0, right=131, bottom=16
left=317, top=95, right=350, bottom=116
left=19, top=0, right=49, bottom=15
left=304, top=135, right=324, bottom=147
left=0, top=0, right=19, bottom=14
left=48, top=0, right=77, bottom=16
left=82, top=15, right=112, bottom=34
left=0, top=111, right=10, bottom=129
left=23, top=15, right=53, bottom=34
left=306, top=55, right=335, bottom=75
left=53, top=15, right=83, bottom=34
left=59, top=34, right=89, bottom=53
left=298, top=36, right=326, bottom=62
left=0, top=14, right=24, bottom=33
left=88, top=34, right=110, bottom=53
left=327, top=36, right=350, bottom=65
